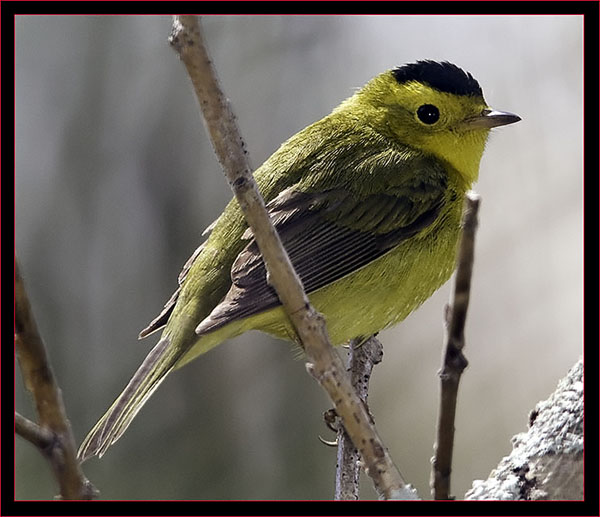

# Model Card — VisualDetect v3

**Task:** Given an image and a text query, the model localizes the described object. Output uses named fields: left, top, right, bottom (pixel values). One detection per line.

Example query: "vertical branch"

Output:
left=431, top=192, right=480, bottom=500
left=15, top=259, right=97, bottom=500
left=335, top=336, right=384, bottom=500
left=169, top=15, right=416, bottom=500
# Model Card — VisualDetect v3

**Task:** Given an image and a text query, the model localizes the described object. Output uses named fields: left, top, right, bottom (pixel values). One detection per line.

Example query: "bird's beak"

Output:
left=466, top=109, right=521, bottom=129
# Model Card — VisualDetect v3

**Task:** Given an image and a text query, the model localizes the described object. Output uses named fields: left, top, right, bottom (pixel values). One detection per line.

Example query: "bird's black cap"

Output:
left=392, top=60, right=483, bottom=97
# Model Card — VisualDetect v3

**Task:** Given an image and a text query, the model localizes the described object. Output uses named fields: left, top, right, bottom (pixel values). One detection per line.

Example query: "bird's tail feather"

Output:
left=77, top=337, right=178, bottom=462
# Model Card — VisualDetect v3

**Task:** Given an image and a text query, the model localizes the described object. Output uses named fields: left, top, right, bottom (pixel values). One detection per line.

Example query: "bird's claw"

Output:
left=323, top=408, right=339, bottom=433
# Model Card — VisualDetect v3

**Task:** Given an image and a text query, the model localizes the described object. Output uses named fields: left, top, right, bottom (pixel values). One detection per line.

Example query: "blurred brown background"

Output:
left=15, top=15, right=583, bottom=500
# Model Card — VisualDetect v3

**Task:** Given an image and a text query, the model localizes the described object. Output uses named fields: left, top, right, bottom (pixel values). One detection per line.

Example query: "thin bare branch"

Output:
left=335, top=336, right=384, bottom=500
left=15, top=259, right=98, bottom=500
left=431, top=192, right=480, bottom=500
left=169, top=15, right=416, bottom=500
left=15, top=412, right=54, bottom=450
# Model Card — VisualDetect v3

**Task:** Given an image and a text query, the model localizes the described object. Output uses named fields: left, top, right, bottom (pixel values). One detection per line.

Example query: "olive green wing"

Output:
left=195, top=156, right=448, bottom=336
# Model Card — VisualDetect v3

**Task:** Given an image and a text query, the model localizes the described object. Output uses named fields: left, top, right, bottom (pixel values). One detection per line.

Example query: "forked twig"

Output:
left=15, top=260, right=98, bottom=500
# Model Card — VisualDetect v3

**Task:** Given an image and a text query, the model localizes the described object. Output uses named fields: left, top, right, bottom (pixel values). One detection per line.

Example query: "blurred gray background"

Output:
left=15, top=15, right=582, bottom=500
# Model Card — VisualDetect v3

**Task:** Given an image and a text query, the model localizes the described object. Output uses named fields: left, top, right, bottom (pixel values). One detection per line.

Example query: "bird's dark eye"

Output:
left=417, top=104, right=440, bottom=124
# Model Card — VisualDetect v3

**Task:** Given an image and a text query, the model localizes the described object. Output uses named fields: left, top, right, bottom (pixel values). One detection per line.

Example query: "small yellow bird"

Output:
left=78, top=60, right=520, bottom=461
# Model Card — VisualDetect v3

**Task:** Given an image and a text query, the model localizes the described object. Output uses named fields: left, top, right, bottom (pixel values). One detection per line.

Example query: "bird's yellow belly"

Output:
left=175, top=212, right=461, bottom=371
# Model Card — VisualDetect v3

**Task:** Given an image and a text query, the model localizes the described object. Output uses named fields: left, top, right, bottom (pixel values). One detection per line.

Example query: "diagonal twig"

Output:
left=16, top=412, right=55, bottom=451
left=168, top=15, right=416, bottom=500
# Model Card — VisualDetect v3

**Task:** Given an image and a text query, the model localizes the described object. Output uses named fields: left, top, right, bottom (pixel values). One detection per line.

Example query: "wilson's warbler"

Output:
left=78, top=60, right=520, bottom=461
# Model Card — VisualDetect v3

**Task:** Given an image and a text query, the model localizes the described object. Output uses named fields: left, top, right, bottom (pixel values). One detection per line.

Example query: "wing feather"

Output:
left=195, top=160, right=447, bottom=336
